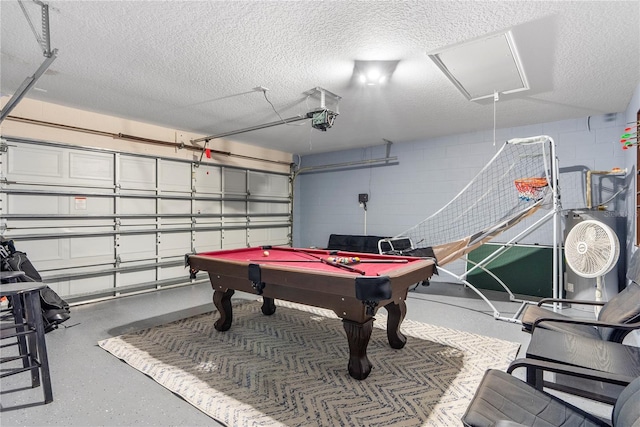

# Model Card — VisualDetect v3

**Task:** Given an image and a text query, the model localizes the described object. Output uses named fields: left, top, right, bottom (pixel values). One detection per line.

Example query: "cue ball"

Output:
left=263, top=250, right=270, bottom=256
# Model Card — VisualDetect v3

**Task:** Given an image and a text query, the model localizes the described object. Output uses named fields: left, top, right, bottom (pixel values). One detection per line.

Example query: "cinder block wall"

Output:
left=293, top=103, right=638, bottom=281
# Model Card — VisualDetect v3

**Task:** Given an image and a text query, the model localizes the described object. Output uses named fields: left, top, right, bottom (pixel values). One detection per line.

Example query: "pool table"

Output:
left=186, top=246, right=435, bottom=380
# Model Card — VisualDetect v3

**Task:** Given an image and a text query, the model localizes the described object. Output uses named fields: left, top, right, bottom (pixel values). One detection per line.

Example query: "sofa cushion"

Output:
left=326, top=234, right=387, bottom=254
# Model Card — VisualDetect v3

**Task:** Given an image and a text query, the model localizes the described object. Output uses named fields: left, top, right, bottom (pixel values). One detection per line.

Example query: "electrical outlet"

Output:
left=358, top=193, right=368, bottom=203
left=565, top=282, right=574, bottom=293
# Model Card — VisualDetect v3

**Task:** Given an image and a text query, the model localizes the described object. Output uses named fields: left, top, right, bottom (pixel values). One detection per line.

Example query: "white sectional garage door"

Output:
left=0, top=137, right=291, bottom=302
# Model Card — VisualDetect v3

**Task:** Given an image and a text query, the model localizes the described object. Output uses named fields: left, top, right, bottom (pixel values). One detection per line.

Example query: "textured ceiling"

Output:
left=1, top=1, right=639, bottom=155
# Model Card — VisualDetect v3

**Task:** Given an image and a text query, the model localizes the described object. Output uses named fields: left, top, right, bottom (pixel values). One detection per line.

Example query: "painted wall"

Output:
left=1, top=97, right=293, bottom=174
left=294, top=112, right=632, bottom=278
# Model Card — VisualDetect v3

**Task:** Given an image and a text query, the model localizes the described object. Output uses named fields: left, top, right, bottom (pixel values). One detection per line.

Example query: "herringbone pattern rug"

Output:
left=99, top=299, right=520, bottom=426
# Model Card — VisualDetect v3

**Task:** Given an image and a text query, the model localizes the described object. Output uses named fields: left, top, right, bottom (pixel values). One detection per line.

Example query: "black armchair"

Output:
left=462, top=367, right=639, bottom=427
left=520, top=281, right=640, bottom=342
left=521, top=249, right=640, bottom=343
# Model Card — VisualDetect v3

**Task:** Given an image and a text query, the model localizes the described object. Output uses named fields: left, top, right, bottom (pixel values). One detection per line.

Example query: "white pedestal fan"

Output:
left=564, top=219, right=620, bottom=316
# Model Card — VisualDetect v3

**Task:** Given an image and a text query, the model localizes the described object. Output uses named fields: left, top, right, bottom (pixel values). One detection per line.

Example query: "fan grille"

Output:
left=565, top=220, right=620, bottom=278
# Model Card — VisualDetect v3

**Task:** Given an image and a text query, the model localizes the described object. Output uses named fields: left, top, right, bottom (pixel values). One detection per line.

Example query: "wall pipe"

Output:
left=3, top=116, right=293, bottom=166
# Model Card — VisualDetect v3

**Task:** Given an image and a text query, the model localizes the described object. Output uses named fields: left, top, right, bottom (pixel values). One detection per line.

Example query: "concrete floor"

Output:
left=0, top=280, right=614, bottom=426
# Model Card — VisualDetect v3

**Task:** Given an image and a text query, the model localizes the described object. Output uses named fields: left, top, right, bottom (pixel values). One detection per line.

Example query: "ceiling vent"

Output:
left=428, top=30, right=529, bottom=101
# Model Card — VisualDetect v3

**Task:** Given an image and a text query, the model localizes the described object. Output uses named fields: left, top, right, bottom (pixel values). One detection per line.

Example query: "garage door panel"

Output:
left=248, top=171, right=289, bottom=197
left=69, top=275, right=114, bottom=296
left=6, top=218, right=113, bottom=230
left=248, top=201, right=289, bottom=215
left=158, top=264, right=187, bottom=281
left=119, top=156, right=156, bottom=190
left=7, top=144, right=63, bottom=181
left=118, top=269, right=157, bottom=287
left=159, top=160, right=191, bottom=193
left=69, top=151, right=114, bottom=183
left=15, top=239, right=65, bottom=265
left=248, top=228, right=270, bottom=247
left=224, top=169, right=246, bottom=193
left=70, top=235, right=114, bottom=262
left=222, top=229, right=247, bottom=249
left=159, top=198, right=191, bottom=215
left=249, top=227, right=289, bottom=247
left=194, top=217, right=222, bottom=228
left=119, top=197, right=156, bottom=215
left=8, top=193, right=116, bottom=216
left=249, top=215, right=290, bottom=224
left=195, top=199, right=221, bottom=215
left=224, top=201, right=246, bottom=215
left=69, top=196, right=114, bottom=215
left=119, top=218, right=157, bottom=227
left=1, top=140, right=291, bottom=302
left=159, top=232, right=191, bottom=257
left=268, top=227, right=290, bottom=245
left=194, top=230, right=222, bottom=252
left=119, top=232, right=157, bottom=261
left=8, top=194, right=62, bottom=214
left=8, top=144, right=116, bottom=188
left=194, top=165, right=222, bottom=194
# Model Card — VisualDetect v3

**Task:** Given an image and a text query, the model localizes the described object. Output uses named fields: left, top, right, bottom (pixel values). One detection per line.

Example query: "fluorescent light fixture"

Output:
left=353, top=60, right=399, bottom=86
left=428, top=30, right=529, bottom=101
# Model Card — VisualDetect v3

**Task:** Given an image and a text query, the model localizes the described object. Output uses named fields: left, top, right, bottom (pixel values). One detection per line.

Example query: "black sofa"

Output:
left=325, top=234, right=387, bottom=254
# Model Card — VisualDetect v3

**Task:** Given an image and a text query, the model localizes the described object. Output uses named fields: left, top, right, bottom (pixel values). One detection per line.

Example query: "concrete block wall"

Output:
left=295, top=112, right=630, bottom=245
left=293, top=106, right=638, bottom=278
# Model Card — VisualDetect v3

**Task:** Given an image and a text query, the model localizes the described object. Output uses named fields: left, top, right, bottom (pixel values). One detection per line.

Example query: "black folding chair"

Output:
left=462, top=369, right=639, bottom=427
left=521, top=249, right=640, bottom=343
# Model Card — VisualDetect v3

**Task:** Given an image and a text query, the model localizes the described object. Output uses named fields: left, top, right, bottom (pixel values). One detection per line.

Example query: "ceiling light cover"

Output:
left=428, top=31, right=529, bottom=101
left=353, top=60, right=399, bottom=86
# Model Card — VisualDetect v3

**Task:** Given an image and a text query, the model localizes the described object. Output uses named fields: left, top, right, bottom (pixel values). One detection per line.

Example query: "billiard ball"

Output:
left=263, top=250, right=270, bottom=257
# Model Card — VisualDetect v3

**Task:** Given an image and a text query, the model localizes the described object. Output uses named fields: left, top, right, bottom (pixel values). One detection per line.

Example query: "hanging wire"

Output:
left=18, top=1, right=44, bottom=52
left=493, top=91, right=498, bottom=146
left=262, top=90, right=306, bottom=127
left=307, top=120, right=314, bottom=151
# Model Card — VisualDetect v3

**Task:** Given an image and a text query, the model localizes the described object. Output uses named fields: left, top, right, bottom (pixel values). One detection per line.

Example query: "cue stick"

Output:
left=285, top=248, right=367, bottom=275
left=319, top=257, right=367, bottom=275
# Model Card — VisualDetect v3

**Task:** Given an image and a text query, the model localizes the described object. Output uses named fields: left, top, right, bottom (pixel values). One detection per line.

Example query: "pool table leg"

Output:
left=384, top=300, right=407, bottom=349
left=343, top=318, right=374, bottom=380
left=261, top=297, right=276, bottom=315
left=213, top=288, right=235, bottom=331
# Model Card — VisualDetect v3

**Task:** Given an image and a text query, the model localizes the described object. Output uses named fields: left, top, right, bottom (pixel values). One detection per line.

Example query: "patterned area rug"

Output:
left=99, top=299, right=520, bottom=426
